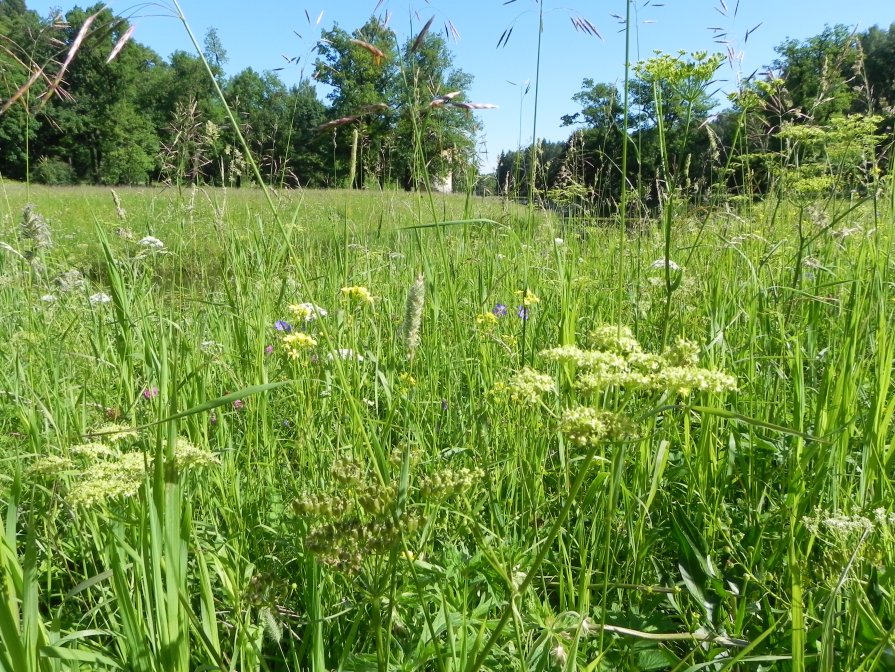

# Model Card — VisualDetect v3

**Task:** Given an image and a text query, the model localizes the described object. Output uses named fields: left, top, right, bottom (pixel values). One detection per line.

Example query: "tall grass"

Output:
left=1, top=2, right=894, bottom=671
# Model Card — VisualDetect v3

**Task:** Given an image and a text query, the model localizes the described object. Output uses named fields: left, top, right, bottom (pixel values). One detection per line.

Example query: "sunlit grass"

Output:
left=1, top=175, right=893, bottom=670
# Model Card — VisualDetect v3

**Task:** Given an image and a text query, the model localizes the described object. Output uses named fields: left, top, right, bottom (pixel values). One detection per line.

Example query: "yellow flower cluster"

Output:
left=515, top=289, right=540, bottom=306
left=476, top=311, right=498, bottom=327
left=282, top=332, right=317, bottom=358
left=341, top=286, right=375, bottom=305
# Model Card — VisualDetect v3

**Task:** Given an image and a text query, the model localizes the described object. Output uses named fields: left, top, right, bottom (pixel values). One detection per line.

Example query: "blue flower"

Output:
left=517, top=305, right=529, bottom=320
left=275, top=320, right=292, bottom=333
left=492, top=303, right=508, bottom=317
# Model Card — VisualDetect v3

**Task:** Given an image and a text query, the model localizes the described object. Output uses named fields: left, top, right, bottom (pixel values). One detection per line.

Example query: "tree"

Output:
left=772, top=25, right=860, bottom=123
left=314, top=18, right=398, bottom=187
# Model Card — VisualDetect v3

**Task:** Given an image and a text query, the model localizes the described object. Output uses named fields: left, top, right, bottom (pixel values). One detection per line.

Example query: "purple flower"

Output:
left=232, top=399, right=245, bottom=411
left=274, top=320, right=292, bottom=333
left=142, top=387, right=159, bottom=400
left=265, top=344, right=274, bottom=355
left=492, top=303, right=508, bottom=317
left=517, top=305, right=529, bottom=320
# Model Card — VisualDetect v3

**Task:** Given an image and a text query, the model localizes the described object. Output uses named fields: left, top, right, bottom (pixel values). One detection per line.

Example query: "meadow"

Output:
left=0, top=177, right=892, bottom=671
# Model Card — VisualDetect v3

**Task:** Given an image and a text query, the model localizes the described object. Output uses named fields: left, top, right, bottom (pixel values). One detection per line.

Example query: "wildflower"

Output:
left=341, top=286, right=375, bottom=305
left=653, top=366, right=737, bottom=396
left=67, top=452, right=148, bottom=507
left=173, top=438, right=219, bottom=469
left=401, top=274, right=425, bottom=360
left=274, top=319, right=293, bottom=332
left=517, top=305, right=530, bottom=320
left=560, top=407, right=637, bottom=446
left=89, top=292, right=112, bottom=305
left=492, top=303, right=508, bottom=317
left=515, top=289, right=540, bottom=306
left=399, top=372, right=417, bottom=388
left=142, top=387, right=159, bottom=400
left=27, top=454, right=74, bottom=478
left=289, top=302, right=328, bottom=321
left=476, top=311, right=498, bottom=327
left=589, top=325, right=642, bottom=355
left=663, top=337, right=700, bottom=367
left=650, top=258, right=681, bottom=271
left=504, top=367, right=555, bottom=404
left=283, top=332, right=317, bottom=358
left=232, top=399, right=245, bottom=411
left=69, top=442, right=119, bottom=460
left=138, top=235, right=164, bottom=249
left=91, top=423, right=139, bottom=443
left=265, top=344, right=274, bottom=355
left=327, top=348, right=364, bottom=362
left=554, top=237, right=564, bottom=245
left=40, top=294, right=57, bottom=302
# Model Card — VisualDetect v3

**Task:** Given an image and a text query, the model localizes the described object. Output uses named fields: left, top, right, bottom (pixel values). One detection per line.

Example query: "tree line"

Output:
left=497, top=23, right=894, bottom=211
left=0, top=1, right=478, bottom=189
left=2, top=1, right=893, bottom=203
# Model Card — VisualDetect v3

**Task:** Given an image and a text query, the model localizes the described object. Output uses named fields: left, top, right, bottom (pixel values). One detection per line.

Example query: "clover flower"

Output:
left=282, top=332, right=317, bottom=358
left=142, top=387, right=159, bottom=400
left=340, top=286, right=375, bottom=305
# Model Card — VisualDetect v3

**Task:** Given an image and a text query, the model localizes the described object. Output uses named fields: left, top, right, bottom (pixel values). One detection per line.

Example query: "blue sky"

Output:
left=26, top=0, right=895, bottom=170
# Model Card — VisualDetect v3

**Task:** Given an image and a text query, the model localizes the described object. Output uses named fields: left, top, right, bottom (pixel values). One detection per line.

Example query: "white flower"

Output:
left=290, top=302, right=328, bottom=321
left=40, top=294, right=57, bottom=302
left=138, top=236, right=165, bottom=249
left=327, top=348, right=364, bottom=362
left=650, top=258, right=681, bottom=271
left=89, top=292, right=112, bottom=304
left=554, top=237, right=564, bottom=245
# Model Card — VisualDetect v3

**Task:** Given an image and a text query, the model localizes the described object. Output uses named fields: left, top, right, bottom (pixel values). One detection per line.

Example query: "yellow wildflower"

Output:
left=515, top=289, right=540, bottom=306
left=341, top=286, right=375, bottom=305
left=282, top=332, right=318, bottom=358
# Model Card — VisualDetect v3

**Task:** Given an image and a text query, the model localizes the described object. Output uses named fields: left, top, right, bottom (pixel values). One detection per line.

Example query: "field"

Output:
left=1, top=181, right=894, bottom=670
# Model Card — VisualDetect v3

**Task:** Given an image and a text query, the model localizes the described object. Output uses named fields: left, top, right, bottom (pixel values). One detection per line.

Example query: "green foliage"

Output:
left=1, top=182, right=894, bottom=670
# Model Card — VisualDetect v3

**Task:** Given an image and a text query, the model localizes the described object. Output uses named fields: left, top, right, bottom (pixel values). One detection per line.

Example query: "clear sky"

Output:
left=24, top=0, right=895, bottom=170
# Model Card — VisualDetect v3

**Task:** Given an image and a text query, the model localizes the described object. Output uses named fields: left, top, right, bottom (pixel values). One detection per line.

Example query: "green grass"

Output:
left=1, top=180, right=894, bottom=671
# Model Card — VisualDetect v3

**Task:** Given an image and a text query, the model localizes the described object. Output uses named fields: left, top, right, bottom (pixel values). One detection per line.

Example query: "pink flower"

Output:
left=142, top=387, right=159, bottom=400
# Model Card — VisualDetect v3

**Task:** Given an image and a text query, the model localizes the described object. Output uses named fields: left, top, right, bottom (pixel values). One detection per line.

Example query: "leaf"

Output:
left=637, top=647, right=679, bottom=670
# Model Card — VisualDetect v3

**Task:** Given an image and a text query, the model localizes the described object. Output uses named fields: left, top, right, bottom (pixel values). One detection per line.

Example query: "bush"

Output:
left=34, top=157, right=76, bottom=185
